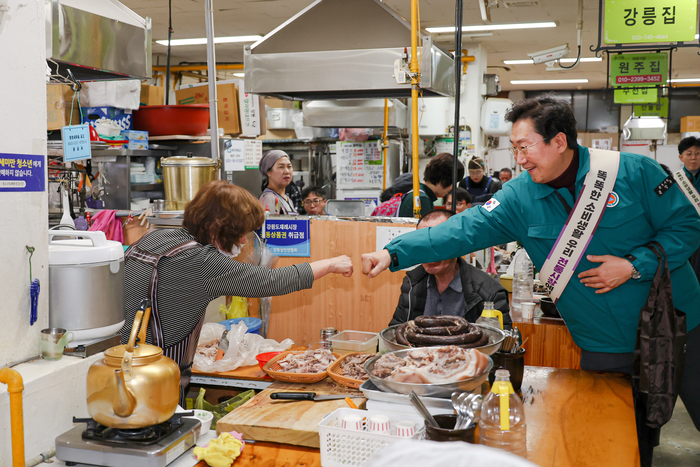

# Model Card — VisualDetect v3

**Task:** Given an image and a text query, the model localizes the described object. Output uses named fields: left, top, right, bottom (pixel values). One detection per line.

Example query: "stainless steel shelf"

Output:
left=131, top=183, right=164, bottom=192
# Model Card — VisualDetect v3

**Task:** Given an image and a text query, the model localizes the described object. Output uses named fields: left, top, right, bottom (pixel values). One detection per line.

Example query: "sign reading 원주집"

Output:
left=263, top=219, right=310, bottom=257
left=0, top=154, right=45, bottom=192
left=610, top=53, right=668, bottom=87
left=604, top=0, right=698, bottom=44
left=614, top=87, right=659, bottom=104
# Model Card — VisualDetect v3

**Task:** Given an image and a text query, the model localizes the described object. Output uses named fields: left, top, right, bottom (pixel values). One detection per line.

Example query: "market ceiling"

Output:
left=122, top=0, right=700, bottom=91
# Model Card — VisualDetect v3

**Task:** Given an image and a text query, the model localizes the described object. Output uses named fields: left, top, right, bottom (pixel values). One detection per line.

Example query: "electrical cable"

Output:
left=165, top=0, right=173, bottom=105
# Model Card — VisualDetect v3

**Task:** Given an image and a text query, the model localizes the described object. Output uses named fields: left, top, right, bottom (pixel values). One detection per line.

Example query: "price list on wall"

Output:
left=337, top=141, right=384, bottom=189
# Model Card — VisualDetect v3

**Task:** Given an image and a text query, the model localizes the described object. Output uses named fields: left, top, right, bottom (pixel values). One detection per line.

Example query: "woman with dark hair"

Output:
left=458, top=157, right=502, bottom=204
left=259, top=150, right=298, bottom=214
left=122, top=181, right=352, bottom=401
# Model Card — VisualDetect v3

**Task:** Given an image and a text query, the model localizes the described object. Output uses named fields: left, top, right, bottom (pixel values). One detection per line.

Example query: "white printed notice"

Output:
left=337, top=141, right=384, bottom=189
left=244, top=139, right=263, bottom=169
left=223, top=139, right=245, bottom=172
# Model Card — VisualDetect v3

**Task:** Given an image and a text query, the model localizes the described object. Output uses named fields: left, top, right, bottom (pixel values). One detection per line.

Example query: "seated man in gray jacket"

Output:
left=389, top=210, right=512, bottom=328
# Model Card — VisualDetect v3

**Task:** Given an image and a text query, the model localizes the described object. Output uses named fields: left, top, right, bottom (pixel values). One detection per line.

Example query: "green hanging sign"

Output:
left=614, top=87, right=659, bottom=105
left=610, top=53, right=668, bottom=87
left=604, top=0, right=698, bottom=44
left=635, top=97, right=669, bottom=117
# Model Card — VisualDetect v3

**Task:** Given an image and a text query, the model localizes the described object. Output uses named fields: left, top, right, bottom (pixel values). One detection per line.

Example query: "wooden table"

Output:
left=513, top=314, right=582, bottom=369
left=223, top=366, right=639, bottom=467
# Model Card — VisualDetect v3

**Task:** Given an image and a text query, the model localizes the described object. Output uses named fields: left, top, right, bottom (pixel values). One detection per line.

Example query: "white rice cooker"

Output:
left=48, top=230, right=125, bottom=345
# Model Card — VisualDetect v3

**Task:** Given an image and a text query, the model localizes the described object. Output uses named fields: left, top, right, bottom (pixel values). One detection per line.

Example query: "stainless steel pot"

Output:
left=161, top=156, right=220, bottom=210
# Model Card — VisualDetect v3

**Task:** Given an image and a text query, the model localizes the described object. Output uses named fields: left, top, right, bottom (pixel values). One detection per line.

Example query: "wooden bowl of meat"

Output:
left=380, top=316, right=505, bottom=357
left=327, top=353, right=377, bottom=389
left=364, top=345, right=493, bottom=398
left=262, top=349, right=340, bottom=383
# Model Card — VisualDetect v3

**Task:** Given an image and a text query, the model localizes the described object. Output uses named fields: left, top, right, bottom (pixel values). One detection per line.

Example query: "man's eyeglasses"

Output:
left=509, top=139, right=544, bottom=158
left=468, top=169, right=484, bottom=176
left=303, top=198, right=324, bottom=206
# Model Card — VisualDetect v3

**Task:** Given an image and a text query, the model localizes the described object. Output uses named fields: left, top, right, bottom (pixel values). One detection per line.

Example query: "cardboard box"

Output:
left=175, top=83, right=241, bottom=136
left=47, top=84, right=81, bottom=131
left=140, top=84, right=164, bottom=106
left=258, top=129, right=297, bottom=141
left=265, top=97, right=298, bottom=109
left=81, top=107, right=133, bottom=132
left=681, top=116, right=700, bottom=133
left=121, top=130, right=149, bottom=150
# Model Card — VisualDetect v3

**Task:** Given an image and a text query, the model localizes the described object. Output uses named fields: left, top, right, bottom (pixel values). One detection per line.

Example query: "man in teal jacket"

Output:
left=678, top=136, right=700, bottom=279
left=362, top=96, right=699, bottom=466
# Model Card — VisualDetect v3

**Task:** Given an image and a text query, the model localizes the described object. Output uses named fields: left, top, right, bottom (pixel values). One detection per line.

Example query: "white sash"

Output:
left=672, top=169, right=700, bottom=216
left=540, top=149, right=621, bottom=302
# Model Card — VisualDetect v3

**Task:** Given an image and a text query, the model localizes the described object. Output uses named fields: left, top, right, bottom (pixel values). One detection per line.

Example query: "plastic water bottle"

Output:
left=476, top=301, right=503, bottom=330
left=479, top=369, right=527, bottom=457
left=511, top=250, right=534, bottom=314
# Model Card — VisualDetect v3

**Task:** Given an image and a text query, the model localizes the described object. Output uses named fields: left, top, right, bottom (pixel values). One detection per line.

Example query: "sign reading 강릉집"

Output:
left=610, top=53, right=668, bottom=87
left=604, top=0, right=698, bottom=44
left=614, top=87, right=659, bottom=105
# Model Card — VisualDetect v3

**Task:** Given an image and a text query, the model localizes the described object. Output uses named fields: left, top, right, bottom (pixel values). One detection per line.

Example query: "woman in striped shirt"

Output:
left=122, top=180, right=352, bottom=401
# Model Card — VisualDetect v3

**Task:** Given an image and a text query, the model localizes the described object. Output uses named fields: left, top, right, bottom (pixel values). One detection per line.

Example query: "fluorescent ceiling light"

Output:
left=504, top=57, right=602, bottom=64
left=427, top=22, right=556, bottom=33
left=156, top=35, right=262, bottom=46
left=233, top=73, right=245, bottom=77
left=668, top=78, right=700, bottom=83
left=510, top=79, right=589, bottom=84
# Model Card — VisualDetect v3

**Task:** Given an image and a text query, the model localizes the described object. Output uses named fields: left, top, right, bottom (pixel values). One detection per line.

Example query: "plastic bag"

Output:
left=194, top=387, right=255, bottom=424
left=219, top=296, right=248, bottom=320
left=193, top=322, right=293, bottom=373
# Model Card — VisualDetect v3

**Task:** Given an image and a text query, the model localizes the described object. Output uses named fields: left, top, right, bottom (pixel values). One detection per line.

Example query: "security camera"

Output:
left=527, top=44, right=570, bottom=64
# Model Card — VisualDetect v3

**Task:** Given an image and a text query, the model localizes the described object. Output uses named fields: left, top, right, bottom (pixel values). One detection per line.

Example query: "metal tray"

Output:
left=359, top=380, right=454, bottom=408
left=379, top=323, right=505, bottom=356
left=364, top=348, right=493, bottom=398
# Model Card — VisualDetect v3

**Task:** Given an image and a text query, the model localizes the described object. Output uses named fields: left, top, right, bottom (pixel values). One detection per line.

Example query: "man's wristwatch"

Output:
left=624, top=254, right=641, bottom=280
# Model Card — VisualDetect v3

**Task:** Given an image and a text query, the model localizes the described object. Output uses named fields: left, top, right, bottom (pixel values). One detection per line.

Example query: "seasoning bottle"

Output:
left=479, top=369, right=527, bottom=457
left=320, top=327, right=337, bottom=351
left=476, top=301, right=503, bottom=330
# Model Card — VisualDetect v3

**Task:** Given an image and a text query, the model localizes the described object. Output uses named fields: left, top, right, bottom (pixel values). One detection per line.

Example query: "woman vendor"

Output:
left=459, top=157, right=502, bottom=204
left=122, top=180, right=353, bottom=401
left=259, top=150, right=298, bottom=214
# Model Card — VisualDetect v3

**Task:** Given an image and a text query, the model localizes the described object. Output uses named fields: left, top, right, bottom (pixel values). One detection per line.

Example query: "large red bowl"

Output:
left=133, top=104, right=210, bottom=136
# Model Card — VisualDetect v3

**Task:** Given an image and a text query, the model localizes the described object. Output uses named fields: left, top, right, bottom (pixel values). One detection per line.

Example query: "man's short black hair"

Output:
left=679, top=136, right=700, bottom=155
left=499, top=167, right=513, bottom=175
left=505, top=95, right=578, bottom=150
left=417, top=209, right=455, bottom=227
left=424, top=153, right=465, bottom=188
left=450, top=187, right=472, bottom=205
left=301, top=185, right=326, bottom=200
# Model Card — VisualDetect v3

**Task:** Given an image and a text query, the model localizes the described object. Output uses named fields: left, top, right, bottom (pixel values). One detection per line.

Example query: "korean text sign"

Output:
left=604, top=0, right=697, bottom=44
left=614, top=87, right=658, bottom=104
left=263, top=218, right=310, bottom=257
left=0, top=154, right=45, bottom=192
left=610, top=53, right=668, bottom=87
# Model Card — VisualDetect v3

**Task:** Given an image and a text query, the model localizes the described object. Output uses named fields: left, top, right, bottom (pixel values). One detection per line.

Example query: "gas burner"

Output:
left=73, top=412, right=193, bottom=446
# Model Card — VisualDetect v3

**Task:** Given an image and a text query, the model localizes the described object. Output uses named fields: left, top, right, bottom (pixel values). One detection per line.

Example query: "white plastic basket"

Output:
left=318, top=408, right=425, bottom=467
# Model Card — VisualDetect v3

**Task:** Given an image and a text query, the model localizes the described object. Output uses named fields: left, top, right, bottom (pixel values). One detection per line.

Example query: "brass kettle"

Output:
left=86, top=300, right=181, bottom=428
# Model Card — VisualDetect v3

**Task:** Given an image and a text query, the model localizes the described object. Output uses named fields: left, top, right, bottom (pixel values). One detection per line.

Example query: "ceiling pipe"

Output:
left=0, top=367, right=25, bottom=467
left=410, top=0, right=421, bottom=218
left=204, top=0, right=220, bottom=161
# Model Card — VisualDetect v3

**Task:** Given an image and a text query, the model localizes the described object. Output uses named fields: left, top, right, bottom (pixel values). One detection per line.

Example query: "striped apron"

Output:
left=125, top=239, right=203, bottom=404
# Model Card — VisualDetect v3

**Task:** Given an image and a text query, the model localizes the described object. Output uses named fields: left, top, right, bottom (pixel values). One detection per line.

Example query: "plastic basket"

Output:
left=262, top=350, right=341, bottom=383
left=318, top=408, right=425, bottom=467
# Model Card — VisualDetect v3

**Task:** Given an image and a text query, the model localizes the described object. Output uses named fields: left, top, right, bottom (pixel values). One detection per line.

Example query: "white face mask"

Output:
left=217, top=243, right=242, bottom=258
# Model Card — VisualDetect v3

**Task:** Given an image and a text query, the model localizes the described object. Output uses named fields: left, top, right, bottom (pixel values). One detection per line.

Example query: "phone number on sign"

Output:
left=615, top=75, right=662, bottom=84
left=630, top=35, right=669, bottom=41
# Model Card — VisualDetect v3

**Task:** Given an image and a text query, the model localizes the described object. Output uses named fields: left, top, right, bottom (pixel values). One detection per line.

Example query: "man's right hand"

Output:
left=361, top=250, right=391, bottom=278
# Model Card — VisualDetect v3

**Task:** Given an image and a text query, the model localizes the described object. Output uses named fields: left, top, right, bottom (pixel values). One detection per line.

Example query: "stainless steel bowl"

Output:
left=379, top=323, right=506, bottom=356
left=364, top=348, right=493, bottom=398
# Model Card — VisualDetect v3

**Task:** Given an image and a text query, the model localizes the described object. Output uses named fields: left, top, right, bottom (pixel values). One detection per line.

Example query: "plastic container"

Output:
left=256, top=351, right=282, bottom=370
left=218, top=317, right=262, bottom=335
left=479, top=369, right=527, bottom=457
left=476, top=301, right=503, bottom=330
left=512, top=250, right=534, bottom=315
left=132, top=104, right=210, bottom=136
left=318, top=408, right=424, bottom=467
left=184, top=409, right=213, bottom=435
left=328, top=330, right=379, bottom=354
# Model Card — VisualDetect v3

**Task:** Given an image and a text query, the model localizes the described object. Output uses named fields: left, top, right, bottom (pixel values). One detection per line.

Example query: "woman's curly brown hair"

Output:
left=183, top=181, right=265, bottom=251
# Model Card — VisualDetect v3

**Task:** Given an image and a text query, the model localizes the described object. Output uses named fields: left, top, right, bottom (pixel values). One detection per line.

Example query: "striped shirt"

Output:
left=121, top=228, right=314, bottom=352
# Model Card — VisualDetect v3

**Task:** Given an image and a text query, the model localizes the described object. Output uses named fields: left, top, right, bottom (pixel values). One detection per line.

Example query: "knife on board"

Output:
left=270, top=392, right=359, bottom=401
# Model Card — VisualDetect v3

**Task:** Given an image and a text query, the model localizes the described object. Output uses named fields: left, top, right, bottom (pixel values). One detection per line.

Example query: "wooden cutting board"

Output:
left=216, top=377, right=365, bottom=448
